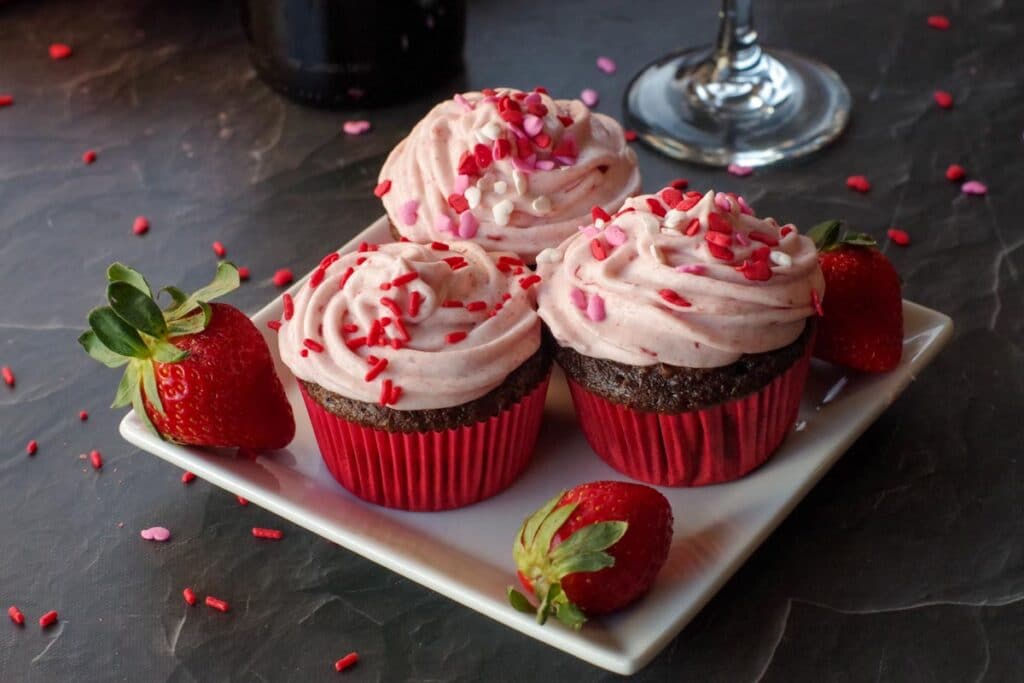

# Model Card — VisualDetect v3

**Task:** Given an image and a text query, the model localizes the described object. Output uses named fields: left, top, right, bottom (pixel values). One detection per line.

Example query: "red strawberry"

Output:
left=808, top=220, right=903, bottom=372
left=507, top=481, right=673, bottom=628
left=80, top=262, right=294, bottom=449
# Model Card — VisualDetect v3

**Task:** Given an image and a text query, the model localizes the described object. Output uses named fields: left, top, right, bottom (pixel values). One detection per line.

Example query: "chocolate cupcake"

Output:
left=376, top=87, right=640, bottom=263
left=277, top=240, right=551, bottom=510
left=536, top=188, right=825, bottom=486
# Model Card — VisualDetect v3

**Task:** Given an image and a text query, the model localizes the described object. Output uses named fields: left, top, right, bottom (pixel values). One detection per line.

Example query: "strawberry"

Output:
left=507, top=481, right=673, bottom=628
left=79, top=262, right=294, bottom=449
left=808, top=220, right=903, bottom=372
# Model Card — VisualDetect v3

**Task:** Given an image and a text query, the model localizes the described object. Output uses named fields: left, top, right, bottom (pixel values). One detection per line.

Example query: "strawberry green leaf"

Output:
left=161, top=286, right=189, bottom=309
left=112, top=360, right=140, bottom=408
left=140, top=359, right=164, bottom=415
left=107, top=263, right=152, bottom=298
left=521, top=490, right=566, bottom=549
left=131, top=377, right=159, bottom=437
left=166, top=262, right=239, bottom=320
left=550, top=521, right=627, bottom=564
left=166, top=313, right=207, bottom=338
left=151, top=340, right=189, bottom=363
left=534, top=502, right=578, bottom=553
left=840, top=232, right=877, bottom=247
left=552, top=550, right=618, bottom=577
left=107, top=281, right=168, bottom=339
left=553, top=600, right=586, bottom=630
left=78, top=330, right=129, bottom=368
left=88, top=306, right=150, bottom=359
left=506, top=587, right=536, bottom=615
left=807, top=220, right=842, bottom=250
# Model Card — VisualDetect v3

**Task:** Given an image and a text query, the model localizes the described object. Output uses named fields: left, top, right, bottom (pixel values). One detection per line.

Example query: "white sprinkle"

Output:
left=821, top=376, right=849, bottom=405
left=769, top=250, right=792, bottom=267
left=513, top=170, right=528, bottom=195
left=493, top=180, right=507, bottom=194
left=535, top=247, right=562, bottom=264
left=464, top=186, right=482, bottom=209
left=664, top=209, right=686, bottom=229
left=637, top=213, right=661, bottom=235
left=475, top=130, right=491, bottom=145
left=594, top=218, right=606, bottom=229
left=794, top=420, right=807, bottom=432
left=493, top=199, right=514, bottom=226
left=532, top=195, right=552, bottom=214
left=481, top=122, right=503, bottom=140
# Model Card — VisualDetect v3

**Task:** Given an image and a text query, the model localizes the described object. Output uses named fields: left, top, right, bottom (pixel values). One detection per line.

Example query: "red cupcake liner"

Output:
left=566, top=347, right=811, bottom=487
left=300, top=376, right=550, bottom=511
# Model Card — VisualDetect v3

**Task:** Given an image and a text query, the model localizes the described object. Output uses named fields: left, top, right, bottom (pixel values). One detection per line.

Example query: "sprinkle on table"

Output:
left=945, top=164, right=966, bottom=182
left=89, top=449, right=103, bottom=470
left=933, top=90, right=953, bottom=109
left=79, top=410, right=89, bottom=421
left=846, top=175, right=871, bottom=193
left=272, top=268, right=294, bottom=287
left=82, top=150, right=97, bottom=165
left=132, top=216, right=150, bottom=236
left=2, top=366, right=14, bottom=387
left=926, top=15, right=951, bottom=30
left=205, top=596, right=230, bottom=613
left=0, top=95, right=13, bottom=108
left=48, top=43, right=72, bottom=60
left=26, top=439, right=38, bottom=455
left=183, top=587, right=197, bottom=606
left=342, top=120, right=372, bottom=136
left=334, top=652, right=359, bottom=673
left=596, top=56, right=617, bottom=74
left=182, top=471, right=196, bottom=484
left=8, top=606, right=25, bottom=626
left=887, top=228, right=911, bottom=246
left=38, top=610, right=59, bottom=629
left=252, top=527, right=284, bottom=540
left=961, top=180, right=987, bottom=196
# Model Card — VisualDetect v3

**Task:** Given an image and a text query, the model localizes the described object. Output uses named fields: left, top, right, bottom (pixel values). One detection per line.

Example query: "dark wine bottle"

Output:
left=241, top=0, right=466, bottom=108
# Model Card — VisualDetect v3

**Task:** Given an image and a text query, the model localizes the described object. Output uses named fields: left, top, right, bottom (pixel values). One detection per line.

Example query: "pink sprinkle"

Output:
left=727, top=163, right=754, bottom=177
left=604, top=225, right=626, bottom=246
left=535, top=159, right=556, bottom=171
left=961, top=180, right=987, bottom=196
left=580, top=225, right=600, bottom=238
left=454, top=93, right=474, bottom=111
left=458, top=211, right=479, bottom=238
left=140, top=526, right=171, bottom=542
left=714, top=192, right=733, bottom=212
left=585, top=293, right=606, bottom=321
left=580, top=89, right=599, bottom=107
left=342, top=120, right=372, bottom=136
left=398, top=199, right=419, bottom=226
left=677, top=264, right=706, bottom=275
left=569, top=288, right=587, bottom=310
left=596, top=56, right=617, bottom=75
left=434, top=214, right=454, bottom=233
left=523, top=114, right=544, bottom=137
left=737, top=196, right=754, bottom=216
left=453, top=174, right=470, bottom=194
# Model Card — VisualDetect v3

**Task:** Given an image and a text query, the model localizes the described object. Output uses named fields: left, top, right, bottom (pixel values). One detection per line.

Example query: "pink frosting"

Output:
left=378, top=88, right=641, bottom=262
left=278, top=241, right=542, bottom=410
left=536, top=189, right=826, bottom=368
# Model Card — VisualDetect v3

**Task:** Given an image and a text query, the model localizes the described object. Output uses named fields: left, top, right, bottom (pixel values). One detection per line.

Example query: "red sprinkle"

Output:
left=205, top=596, right=230, bottom=613
left=346, top=336, right=367, bottom=350
left=212, top=241, right=227, bottom=258
left=0, top=95, right=13, bottom=108
left=590, top=239, right=608, bottom=261
left=367, top=319, right=384, bottom=346
left=846, top=175, right=871, bottom=193
left=624, top=129, right=638, bottom=142
left=926, top=15, right=951, bottom=30
left=373, top=179, right=392, bottom=198
left=303, top=338, right=325, bottom=353
left=379, top=379, right=393, bottom=405
left=26, top=440, right=38, bottom=456
left=447, top=193, right=470, bottom=214
left=887, top=228, right=911, bottom=246
left=392, top=272, right=419, bottom=287
left=443, top=256, right=468, bottom=270
left=309, top=267, right=327, bottom=289
left=933, top=90, right=953, bottom=109
left=446, top=331, right=468, bottom=344
left=533, top=132, right=551, bottom=149
left=79, top=410, right=89, bottom=421
left=707, top=243, right=735, bottom=261
left=676, top=192, right=702, bottom=212
left=2, top=366, right=15, bottom=387
left=300, top=349, right=309, bottom=357
left=252, top=527, right=284, bottom=540
left=945, top=164, right=966, bottom=182
left=811, top=289, right=824, bottom=317
left=684, top=218, right=701, bottom=236
left=82, top=150, right=97, bottom=165
left=707, top=212, right=733, bottom=234
left=591, top=205, right=612, bottom=222
left=658, top=289, right=691, bottom=307
left=273, top=268, right=294, bottom=287
left=669, top=178, right=689, bottom=190
left=780, top=226, right=794, bottom=238
left=335, top=652, right=360, bottom=673
left=388, top=385, right=403, bottom=404
left=267, top=320, right=282, bottom=332
left=430, top=241, right=450, bottom=251
left=645, top=197, right=667, bottom=217
left=182, top=471, right=196, bottom=484
left=557, top=114, right=574, bottom=127
left=237, top=496, right=249, bottom=506
left=705, top=230, right=733, bottom=247
left=238, top=267, right=250, bottom=281
left=519, top=274, right=542, bottom=289
left=282, top=293, right=294, bottom=321
left=183, top=588, right=197, bottom=606
left=392, top=317, right=410, bottom=342
left=442, top=300, right=463, bottom=308
left=659, top=188, right=684, bottom=206
left=465, top=300, right=487, bottom=312
left=132, top=216, right=150, bottom=236
left=408, top=291, right=423, bottom=317
left=89, top=449, right=103, bottom=470
left=380, top=297, right=402, bottom=317
left=364, top=358, right=389, bottom=382
left=49, top=43, right=72, bottom=60
left=337, top=266, right=355, bottom=291
left=8, top=606, right=24, bottom=626
left=39, top=610, right=58, bottom=629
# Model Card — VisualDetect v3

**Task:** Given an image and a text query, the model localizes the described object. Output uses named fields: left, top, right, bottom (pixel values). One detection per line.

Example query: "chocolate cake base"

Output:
left=556, top=320, right=815, bottom=414
left=301, top=344, right=552, bottom=433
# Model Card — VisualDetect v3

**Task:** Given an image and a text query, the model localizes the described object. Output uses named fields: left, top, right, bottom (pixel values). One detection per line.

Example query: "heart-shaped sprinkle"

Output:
left=342, top=120, right=372, bottom=136
left=961, top=180, right=987, bottom=195
left=140, top=526, right=171, bottom=542
left=580, top=88, right=599, bottom=107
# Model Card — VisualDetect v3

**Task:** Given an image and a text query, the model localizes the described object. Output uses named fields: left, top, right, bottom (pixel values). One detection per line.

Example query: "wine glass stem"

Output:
left=714, top=0, right=761, bottom=75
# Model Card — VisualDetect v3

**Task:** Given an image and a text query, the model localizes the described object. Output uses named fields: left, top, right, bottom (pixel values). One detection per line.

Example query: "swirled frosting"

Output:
left=536, top=188, right=826, bottom=368
left=277, top=240, right=542, bottom=410
left=377, top=87, right=641, bottom=262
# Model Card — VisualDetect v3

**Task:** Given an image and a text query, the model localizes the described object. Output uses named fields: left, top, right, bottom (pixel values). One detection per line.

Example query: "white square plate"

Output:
left=120, top=217, right=953, bottom=675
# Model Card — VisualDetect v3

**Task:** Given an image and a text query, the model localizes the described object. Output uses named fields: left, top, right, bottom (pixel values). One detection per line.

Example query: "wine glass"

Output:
left=624, top=0, right=851, bottom=167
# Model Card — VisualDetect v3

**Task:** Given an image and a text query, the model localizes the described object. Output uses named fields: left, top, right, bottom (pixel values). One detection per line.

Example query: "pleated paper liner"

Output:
left=300, top=375, right=550, bottom=511
left=566, top=346, right=812, bottom=487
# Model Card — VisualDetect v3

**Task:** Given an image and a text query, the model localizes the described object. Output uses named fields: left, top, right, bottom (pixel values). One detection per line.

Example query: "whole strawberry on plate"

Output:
left=508, top=481, right=673, bottom=629
left=808, top=220, right=903, bottom=373
left=79, top=262, right=295, bottom=449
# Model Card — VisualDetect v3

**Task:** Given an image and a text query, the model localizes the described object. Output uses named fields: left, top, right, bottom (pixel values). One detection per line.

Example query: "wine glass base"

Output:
left=624, top=47, right=851, bottom=167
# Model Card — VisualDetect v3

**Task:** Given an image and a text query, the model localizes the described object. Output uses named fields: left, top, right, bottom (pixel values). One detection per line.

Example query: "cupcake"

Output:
left=376, top=87, right=640, bottom=263
left=536, top=188, right=825, bottom=486
left=277, top=239, right=550, bottom=511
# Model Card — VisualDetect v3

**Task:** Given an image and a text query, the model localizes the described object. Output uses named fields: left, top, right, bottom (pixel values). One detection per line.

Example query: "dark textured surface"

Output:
left=556, top=321, right=813, bottom=413
left=0, top=0, right=1021, bottom=681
